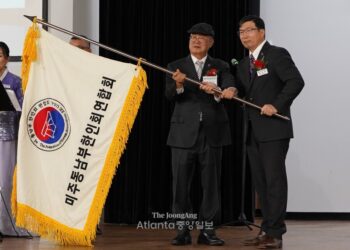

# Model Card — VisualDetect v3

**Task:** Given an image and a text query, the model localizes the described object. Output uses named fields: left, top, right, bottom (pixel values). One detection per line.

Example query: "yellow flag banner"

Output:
left=12, top=25, right=147, bottom=246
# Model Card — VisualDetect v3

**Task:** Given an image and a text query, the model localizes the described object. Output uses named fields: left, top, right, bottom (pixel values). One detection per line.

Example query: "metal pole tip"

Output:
left=24, top=15, right=36, bottom=21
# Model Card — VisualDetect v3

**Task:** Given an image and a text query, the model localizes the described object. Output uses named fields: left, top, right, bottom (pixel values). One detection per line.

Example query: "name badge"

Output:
left=257, top=68, right=268, bottom=77
left=202, top=75, right=218, bottom=85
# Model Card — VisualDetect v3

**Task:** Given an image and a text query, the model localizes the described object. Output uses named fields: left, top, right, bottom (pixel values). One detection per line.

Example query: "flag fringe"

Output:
left=21, top=19, right=39, bottom=92
left=12, top=20, right=39, bottom=222
left=11, top=167, right=17, bottom=217
left=14, top=203, right=93, bottom=246
left=12, top=67, right=148, bottom=246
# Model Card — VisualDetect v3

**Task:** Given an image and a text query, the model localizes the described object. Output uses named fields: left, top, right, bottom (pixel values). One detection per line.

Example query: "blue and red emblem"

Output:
left=27, top=98, right=71, bottom=151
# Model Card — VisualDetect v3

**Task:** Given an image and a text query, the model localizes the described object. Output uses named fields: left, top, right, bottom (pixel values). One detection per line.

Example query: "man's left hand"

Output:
left=261, top=104, right=278, bottom=116
left=221, top=87, right=237, bottom=99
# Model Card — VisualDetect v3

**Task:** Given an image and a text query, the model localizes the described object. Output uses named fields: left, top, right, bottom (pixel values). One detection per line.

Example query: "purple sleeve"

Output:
left=13, top=78, right=24, bottom=107
left=3, top=72, right=24, bottom=107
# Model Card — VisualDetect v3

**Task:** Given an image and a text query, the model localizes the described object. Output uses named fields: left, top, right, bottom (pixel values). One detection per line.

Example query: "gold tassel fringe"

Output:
left=21, top=18, right=40, bottom=92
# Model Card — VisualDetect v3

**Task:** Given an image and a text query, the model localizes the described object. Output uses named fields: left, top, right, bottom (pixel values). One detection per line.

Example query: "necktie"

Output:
left=196, top=61, right=204, bottom=79
left=249, top=54, right=255, bottom=80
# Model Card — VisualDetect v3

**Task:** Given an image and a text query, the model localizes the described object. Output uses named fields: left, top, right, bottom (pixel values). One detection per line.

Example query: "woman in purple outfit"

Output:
left=0, top=41, right=28, bottom=239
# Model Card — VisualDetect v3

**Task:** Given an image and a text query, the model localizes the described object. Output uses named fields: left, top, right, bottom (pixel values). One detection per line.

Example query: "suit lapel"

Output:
left=185, top=55, right=199, bottom=81
left=256, top=42, right=270, bottom=65
left=202, top=56, right=214, bottom=81
left=248, top=42, right=271, bottom=94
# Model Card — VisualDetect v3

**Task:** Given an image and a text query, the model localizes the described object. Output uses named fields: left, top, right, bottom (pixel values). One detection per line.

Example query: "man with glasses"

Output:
left=165, top=22, right=236, bottom=246
left=226, top=15, right=304, bottom=249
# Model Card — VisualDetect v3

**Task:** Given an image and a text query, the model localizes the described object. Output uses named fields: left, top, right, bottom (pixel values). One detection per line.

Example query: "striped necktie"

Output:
left=249, top=54, right=255, bottom=80
left=196, top=61, right=204, bottom=79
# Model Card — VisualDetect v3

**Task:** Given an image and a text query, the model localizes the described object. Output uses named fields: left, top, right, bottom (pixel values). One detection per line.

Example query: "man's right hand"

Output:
left=172, top=69, right=186, bottom=89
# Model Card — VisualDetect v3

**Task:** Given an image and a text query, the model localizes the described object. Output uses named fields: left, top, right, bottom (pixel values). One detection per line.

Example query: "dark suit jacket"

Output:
left=236, top=42, right=304, bottom=142
left=165, top=55, right=235, bottom=148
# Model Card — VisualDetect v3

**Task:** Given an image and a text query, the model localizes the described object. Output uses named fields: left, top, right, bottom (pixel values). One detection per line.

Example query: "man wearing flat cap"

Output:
left=165, top=22, right=236, bottom=246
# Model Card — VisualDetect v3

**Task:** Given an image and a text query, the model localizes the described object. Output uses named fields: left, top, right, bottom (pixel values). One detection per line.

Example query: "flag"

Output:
left=12, top=23, right=147, bottom=246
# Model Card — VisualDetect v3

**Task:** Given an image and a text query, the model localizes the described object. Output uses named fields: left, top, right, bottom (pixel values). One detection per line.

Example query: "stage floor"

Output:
left=1, top=220, right=350, bottom=250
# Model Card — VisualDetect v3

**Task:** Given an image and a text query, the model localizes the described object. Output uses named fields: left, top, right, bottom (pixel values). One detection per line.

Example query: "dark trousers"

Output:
left=247, top=122, right=290, bottom=239
left=171, top=126, right=222, bottom=231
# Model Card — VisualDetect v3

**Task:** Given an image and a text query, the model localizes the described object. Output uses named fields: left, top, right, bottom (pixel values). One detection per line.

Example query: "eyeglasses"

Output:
left=237, top=28, right=258, bottom=36
left=189, top=35, right=208, bottom=41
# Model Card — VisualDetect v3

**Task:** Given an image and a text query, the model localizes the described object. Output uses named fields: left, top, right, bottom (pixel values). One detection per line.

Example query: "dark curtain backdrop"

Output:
left=100, top=0, right=260, bottom=225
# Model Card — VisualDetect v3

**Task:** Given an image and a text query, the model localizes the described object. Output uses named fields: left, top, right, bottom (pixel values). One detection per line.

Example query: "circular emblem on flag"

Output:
left=27, top=98, right=71, bottom=151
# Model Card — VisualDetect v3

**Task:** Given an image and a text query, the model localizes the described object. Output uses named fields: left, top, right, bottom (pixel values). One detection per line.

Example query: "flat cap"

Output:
left=187, top=22, right=215, bottom=37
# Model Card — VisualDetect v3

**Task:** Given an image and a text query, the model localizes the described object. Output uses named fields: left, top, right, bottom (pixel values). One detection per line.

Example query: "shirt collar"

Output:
left=191, top=54, right=208, bottom=65
left=250, top=40, right=267, bottom=60
left=0, top=68, right=8, bottom=81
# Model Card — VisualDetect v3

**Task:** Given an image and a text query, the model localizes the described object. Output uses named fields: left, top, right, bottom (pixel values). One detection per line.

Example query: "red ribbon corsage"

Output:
left=253, top=57, right=267, bottom=70
left=206, top=68, right=218, bottom=76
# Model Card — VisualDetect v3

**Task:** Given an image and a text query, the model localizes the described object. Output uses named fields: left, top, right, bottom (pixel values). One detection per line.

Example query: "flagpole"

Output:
left=23, top=15, right=290, bottom=121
